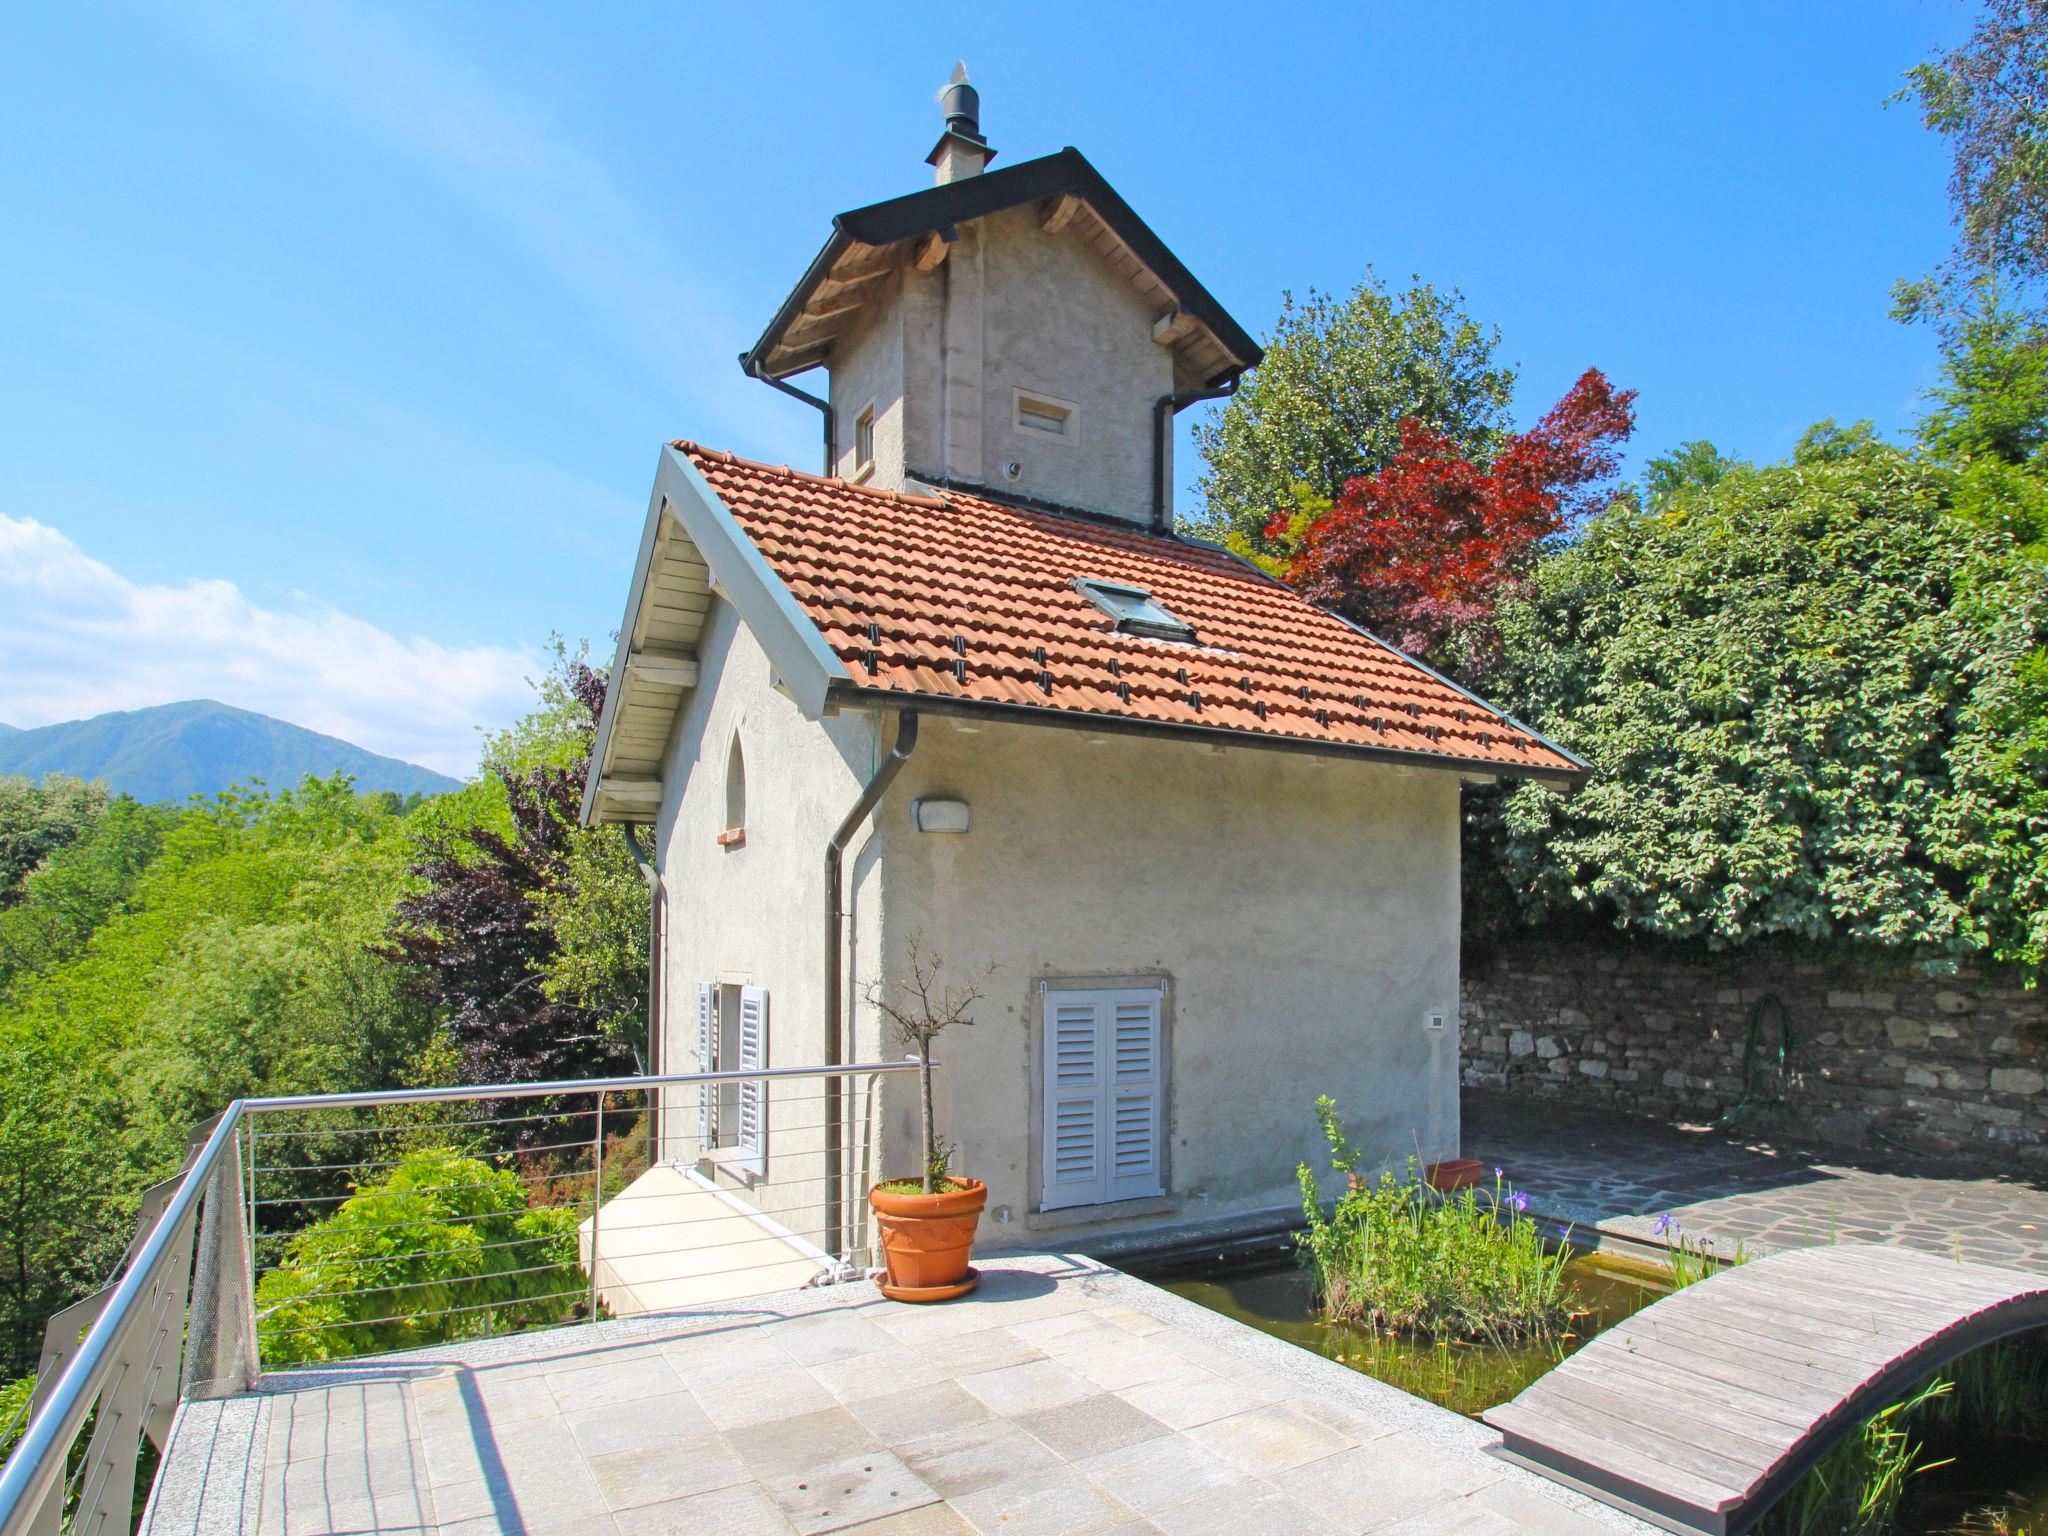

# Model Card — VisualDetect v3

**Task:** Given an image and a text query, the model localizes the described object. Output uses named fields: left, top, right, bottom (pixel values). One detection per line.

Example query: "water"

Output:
left=1142, top=1247, right=1666, bottom=1419
left=1143, top=1248, right=2048, bottom=1533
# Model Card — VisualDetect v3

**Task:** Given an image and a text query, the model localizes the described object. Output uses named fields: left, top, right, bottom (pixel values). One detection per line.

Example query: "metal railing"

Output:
left=0, top=1059, right=919, bottom=1536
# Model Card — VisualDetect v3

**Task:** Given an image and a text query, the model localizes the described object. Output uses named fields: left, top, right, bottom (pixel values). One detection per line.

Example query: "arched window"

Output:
left=721, top=732, right=746, bottom=845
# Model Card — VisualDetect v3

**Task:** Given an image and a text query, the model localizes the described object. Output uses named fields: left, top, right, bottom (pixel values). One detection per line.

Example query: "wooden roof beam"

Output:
left=626, top=654, right=700, bottom=689
left=1040, top=193, right=1083, bottom=233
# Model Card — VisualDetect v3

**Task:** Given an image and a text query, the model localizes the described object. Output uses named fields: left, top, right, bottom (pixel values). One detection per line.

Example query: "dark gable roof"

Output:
left=741, top=148, right=1262, bottom=386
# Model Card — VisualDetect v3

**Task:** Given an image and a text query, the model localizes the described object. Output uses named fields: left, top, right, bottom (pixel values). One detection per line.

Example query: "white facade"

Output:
left=653, top=627, right=1464, bottom=1254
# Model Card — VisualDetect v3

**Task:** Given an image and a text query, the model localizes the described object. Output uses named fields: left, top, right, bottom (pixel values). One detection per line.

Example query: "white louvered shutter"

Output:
left=1105, top=992, right=1164, bottom=1202
left=697, top=983, right=716, bottom=1153
left=737, top=986, right=768, bottom=1176
left=1041, top=992, right=1106, bottom=1211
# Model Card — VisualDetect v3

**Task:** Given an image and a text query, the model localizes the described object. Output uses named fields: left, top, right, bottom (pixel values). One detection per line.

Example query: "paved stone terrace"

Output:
left=1465, top=1088, right=2048, bottom=1270
left=144, top=1253, right=1650, bottom=1536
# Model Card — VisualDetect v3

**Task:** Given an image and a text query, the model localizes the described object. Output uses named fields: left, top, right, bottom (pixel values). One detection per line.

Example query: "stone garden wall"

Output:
left=1460, top=937, right=2048, bottom=1170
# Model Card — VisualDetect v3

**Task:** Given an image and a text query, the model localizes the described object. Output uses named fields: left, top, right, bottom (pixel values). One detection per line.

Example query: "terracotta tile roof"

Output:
left=678, top=442, right=1585, bottom=781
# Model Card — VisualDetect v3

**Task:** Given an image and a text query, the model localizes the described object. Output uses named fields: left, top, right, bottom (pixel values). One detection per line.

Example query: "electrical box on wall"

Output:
left=1425, top=1012, right=1447, bottom=1033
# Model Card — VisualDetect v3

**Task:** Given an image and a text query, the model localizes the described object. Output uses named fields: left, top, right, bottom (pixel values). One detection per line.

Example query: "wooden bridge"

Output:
left=1483, top=1243, right=2048, bottom=1535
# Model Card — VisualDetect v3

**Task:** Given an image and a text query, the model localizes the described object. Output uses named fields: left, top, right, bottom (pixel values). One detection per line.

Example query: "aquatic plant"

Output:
left=1295, top=1097, right=1576, bottom=1345
left=1929, top=1338, right=2048, bottom=1438
left=1759, top=1379, right=1953, bottom=1536
left=1652, top=1215, right=1749, bottom=1289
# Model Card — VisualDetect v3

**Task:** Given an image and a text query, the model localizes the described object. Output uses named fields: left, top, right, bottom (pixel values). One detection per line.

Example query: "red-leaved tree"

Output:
left=1281, top=368, right=1636, bottom=680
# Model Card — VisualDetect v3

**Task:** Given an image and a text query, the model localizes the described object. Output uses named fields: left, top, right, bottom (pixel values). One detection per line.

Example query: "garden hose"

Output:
left=1715, top=991, right=1912, bottom=1151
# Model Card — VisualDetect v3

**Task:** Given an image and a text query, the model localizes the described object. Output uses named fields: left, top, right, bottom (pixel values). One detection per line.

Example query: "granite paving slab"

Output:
left=143, top=1253, right=1651, bottom=1535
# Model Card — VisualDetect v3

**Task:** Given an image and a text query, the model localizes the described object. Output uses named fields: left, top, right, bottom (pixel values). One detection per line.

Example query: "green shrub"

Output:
left=1295, top=1098, right=1574, bottom=1345
left=254, top=1150, right=586, bottom=1365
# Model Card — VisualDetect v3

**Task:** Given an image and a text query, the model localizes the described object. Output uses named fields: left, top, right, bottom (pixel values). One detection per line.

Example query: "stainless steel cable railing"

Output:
left=0, top=1057, right=919, bottom=1536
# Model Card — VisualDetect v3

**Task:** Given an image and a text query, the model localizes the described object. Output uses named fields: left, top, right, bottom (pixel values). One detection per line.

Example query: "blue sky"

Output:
left=0, top=2, right=1969, bottom=774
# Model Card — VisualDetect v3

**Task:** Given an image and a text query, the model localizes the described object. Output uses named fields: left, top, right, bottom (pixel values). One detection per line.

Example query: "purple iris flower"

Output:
left=1511, top=1191, right=1529, bottom=1212
left=1653, top=1213, right=1678, bottom=1236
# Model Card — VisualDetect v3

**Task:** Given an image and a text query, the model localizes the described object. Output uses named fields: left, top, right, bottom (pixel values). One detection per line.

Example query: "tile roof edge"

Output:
left=671, top=439, right=950, bottom=510
left=828, top=685, right=1589, bottom=784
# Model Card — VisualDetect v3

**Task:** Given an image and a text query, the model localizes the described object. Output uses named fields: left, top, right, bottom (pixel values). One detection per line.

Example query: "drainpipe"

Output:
left=823, top=710, right=920, bottom=1261
left=621, top=824, right=662, bottom=1166
left=1151, top=370, right=1243, bottom=534
left=742, top=355, right=835, bottom=477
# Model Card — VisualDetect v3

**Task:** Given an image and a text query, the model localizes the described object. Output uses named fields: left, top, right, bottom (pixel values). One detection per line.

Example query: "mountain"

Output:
left=0, top=701, right=462, bottom=803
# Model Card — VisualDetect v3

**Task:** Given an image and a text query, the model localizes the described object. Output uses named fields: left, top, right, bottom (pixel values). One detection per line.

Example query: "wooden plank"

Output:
left=1564, top=1348, right=1823, bottom=1435
left=1488, top=1399, right=1738, bottom=1513
left=1529, top=1370, right=1788, bottom=1471
left=1487, top=1244, right=2048, bottom=1536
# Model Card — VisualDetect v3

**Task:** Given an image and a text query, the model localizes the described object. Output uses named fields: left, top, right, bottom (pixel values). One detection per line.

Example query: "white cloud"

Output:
left=0, top=515, right=538, bottom=778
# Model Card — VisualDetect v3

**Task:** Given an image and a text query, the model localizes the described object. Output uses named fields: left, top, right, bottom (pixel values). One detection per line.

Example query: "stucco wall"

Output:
left=653, top=602, right=887, bottom=1246
left=874, top=714, right=1466, bottom=1248
left=823, top=205, right=1174, bottom=524
left=975, top=205, right=1171, bottom=522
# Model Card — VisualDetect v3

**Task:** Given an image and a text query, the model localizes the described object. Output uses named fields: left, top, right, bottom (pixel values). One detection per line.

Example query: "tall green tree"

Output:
left=1895, top=0, right=2048, bottom=328
left=1190, top=275, right=1516, bottom=559
left=0, top=774, right=108, bottom=901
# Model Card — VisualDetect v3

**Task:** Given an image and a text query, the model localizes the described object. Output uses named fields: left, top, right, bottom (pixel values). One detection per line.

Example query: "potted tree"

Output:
left=866, top=936, right=992, bottom=1301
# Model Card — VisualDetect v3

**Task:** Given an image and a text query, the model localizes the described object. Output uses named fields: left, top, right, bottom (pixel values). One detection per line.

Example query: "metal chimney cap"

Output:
left=936, top=61, right=984, bottom=143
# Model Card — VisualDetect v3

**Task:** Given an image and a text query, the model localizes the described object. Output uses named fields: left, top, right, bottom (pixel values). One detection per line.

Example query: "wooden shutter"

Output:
left=1041, top=992, right=1105, bottom=1211
left=1041, top=987, right=1163, bottom=1211
left=697, top=982, right=715, bottom=1153
left=1105, top=993, right=1164, bottom=1202
left=737, top=986, right=768, bottom=1177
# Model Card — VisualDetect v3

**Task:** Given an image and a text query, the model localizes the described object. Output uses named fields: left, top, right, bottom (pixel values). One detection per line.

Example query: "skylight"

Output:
left=1075, top=579, right=1197, bottom=644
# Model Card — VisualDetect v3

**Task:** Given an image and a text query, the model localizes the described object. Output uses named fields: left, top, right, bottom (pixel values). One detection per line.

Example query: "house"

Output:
left=579, top=73, right=1587, bottom=1292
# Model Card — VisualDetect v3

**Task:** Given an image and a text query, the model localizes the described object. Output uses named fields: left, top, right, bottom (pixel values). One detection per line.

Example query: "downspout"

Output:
left=742, top=355, right=835, bottom=476
left=621, top=824, right=661, bottom=1164
left=1151, top=369, right=1244, bottom=534
left=823, top=710, right=920, bottom=1262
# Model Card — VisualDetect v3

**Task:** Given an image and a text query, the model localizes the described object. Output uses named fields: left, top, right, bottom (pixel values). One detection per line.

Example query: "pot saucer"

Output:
left=875, top=1266, right=980, bottom=1303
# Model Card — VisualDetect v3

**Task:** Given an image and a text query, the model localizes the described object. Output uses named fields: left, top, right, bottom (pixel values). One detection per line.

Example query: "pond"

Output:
left=1138, top=1244, right=1666, bottom=1419
left=1137, top=1246, right=2048, bottom=1535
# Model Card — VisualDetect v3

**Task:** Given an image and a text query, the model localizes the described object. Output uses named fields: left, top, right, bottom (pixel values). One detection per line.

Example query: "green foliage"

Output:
left=1921, top=300, right=2048, bottom=475
left=1190, top=276, right=1515, bottom=555
left=0, top=1372, right=31, bottom=1462
left=1487, top=436, right=2048, bottom=974
left=0, top=773, right=108, bottom=899
left=1892, top=1, right=2048, bottom=330
left=0, top=796, right=176, bottom=996
left=0, top=777, right=435, bottom=1373
left=1295, top=1098, right=1573, bottom=1345
left=1640, top=440, right=1741, bottom=511
left=532, top=825, right=649, bottom=1051
left=254, top=1151, right=585, bottom=1365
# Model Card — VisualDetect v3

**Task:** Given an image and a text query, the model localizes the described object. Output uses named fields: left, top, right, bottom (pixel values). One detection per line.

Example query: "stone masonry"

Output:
left=1461, top=936, right=2048, bottom=1171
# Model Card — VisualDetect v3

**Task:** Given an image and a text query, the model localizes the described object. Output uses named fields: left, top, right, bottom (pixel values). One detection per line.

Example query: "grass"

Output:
left=1295, top=1097, right=1577, bottom=1345
left=873, top=1176, right=975, bottom=1197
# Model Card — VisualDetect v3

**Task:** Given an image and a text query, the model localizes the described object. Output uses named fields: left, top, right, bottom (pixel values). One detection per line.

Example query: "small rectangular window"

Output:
left=1014, top=390, right=1077, bottom=441
left=1075, top=578, right=1197, bottom=644
left=853, top=402, right=876, bottom=477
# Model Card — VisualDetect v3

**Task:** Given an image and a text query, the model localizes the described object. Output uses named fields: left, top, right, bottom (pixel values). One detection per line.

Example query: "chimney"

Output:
left=926, top=62, right=995, bottom=184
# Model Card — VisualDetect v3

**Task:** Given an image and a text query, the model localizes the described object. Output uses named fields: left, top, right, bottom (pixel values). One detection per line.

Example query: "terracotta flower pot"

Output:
left=869, top=1177, right=987, bottom=1302
left=1425, top=1158, right=1486, bottom=1192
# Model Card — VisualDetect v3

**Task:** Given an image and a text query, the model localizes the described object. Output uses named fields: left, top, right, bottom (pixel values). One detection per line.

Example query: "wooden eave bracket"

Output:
left=1040, top=193, right=1082, bottom=233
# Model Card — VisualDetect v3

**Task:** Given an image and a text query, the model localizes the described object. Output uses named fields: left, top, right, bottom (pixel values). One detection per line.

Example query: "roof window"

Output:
left=1075, top=579, right=1197, bottom=644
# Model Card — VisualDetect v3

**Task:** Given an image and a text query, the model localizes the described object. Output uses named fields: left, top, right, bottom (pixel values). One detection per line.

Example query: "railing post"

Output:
left=587, top=1095, right=605, bottom=1325
left=182, top=1123, right=258, bottom=1400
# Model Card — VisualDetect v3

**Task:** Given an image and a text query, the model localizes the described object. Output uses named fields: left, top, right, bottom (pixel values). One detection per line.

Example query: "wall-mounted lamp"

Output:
left=912, top=798, right=972, bottom=833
